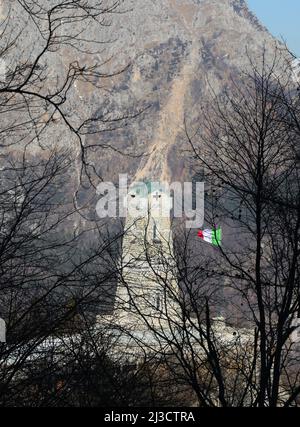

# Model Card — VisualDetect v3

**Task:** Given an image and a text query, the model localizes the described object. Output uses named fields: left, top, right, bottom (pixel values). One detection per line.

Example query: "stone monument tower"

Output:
left=114, top=182, right=180, bottom=333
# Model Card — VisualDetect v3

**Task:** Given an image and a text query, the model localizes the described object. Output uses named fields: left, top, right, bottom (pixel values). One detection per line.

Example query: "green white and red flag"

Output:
left=197, top=227, right=222, bottom=247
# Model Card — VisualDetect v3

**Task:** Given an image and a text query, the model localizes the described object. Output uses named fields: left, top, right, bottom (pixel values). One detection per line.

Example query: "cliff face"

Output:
left=0, top=0, right=281, bottom=188
left=0, top=0, right=285, bottom=317
left=81, top=0, right=279, bottom=184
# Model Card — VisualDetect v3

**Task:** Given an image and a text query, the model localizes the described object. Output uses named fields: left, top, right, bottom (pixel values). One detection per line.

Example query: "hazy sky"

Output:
left=247, top=0, right=300, bottom=56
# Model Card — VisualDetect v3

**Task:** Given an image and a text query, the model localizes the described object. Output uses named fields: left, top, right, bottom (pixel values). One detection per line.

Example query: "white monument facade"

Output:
left=114, top=182, right=181, bottom=333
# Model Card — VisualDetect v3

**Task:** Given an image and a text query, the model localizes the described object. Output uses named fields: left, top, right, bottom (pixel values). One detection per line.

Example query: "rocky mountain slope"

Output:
left=1, top=0, right=282, bottom=185
left=82, top=0, right=280, bottom=184
left=0, top=0, right=288, bottom=319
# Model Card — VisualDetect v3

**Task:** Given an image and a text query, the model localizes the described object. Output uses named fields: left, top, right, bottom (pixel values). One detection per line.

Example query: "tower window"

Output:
left=153, top=222, right=162, bottom=244
left=156, top=295, right=161, bottom=311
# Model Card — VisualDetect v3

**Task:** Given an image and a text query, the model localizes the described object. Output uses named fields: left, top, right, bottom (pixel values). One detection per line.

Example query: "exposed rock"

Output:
left=1, top=0, right=283, bottom=186
left=83, top=0, right=282, bottom=184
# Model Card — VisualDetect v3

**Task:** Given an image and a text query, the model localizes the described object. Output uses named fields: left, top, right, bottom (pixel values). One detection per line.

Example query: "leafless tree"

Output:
left=110, top=48, right=300, bottom=407
left=183, top=48, right=300, bottom=406
left=0, top=0, right=145, bottom=407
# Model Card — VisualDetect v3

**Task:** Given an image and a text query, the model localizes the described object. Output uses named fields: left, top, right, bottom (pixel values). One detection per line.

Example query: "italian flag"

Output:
left=197, top=227, right=222, bottom=247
